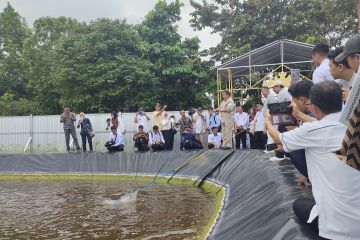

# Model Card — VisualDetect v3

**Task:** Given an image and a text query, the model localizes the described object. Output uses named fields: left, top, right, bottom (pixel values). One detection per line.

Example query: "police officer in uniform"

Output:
left=215, top=90, right=235, bottom=149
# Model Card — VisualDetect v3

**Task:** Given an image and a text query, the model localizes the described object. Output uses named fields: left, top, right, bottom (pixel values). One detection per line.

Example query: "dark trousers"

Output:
left=289, top=149, right=308, bottom=178
left=106, top=144, right=124, bottom=152
left=276, top=124, right=287, bottom=158
left=81, top=132, right=93, bottom=151
left=184, top=141, right=203, bottom=150
left=161, top=130, right=173, bottom=150
left=151, top=143, right=165, bottom=151
left=135, top=138, right=149, bottom=151
left=293, top=198, right=319, bottom=232
left=249, top=133, right=255, bottom=149
left=64, top=127, right=80, bottom=151
left=235, top=129, right=247, bottom=149
left=254, top=131, right=267, bottom=149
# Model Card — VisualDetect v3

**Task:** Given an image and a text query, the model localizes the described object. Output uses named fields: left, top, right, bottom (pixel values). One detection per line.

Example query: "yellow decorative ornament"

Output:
left=263, top=71, right=292, bottom=88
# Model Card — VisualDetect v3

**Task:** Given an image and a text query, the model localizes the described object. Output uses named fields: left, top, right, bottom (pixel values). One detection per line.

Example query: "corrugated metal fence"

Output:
left=0, top=112, right=183, bottom=152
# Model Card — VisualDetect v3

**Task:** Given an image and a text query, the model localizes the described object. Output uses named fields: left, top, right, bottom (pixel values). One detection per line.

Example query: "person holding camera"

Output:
left=180, top=125, right=203, bottom=150
left=134, top=107, right=150, bottom=132
left=177, top=110, right=193, bottom=149
left=77, top=112, right=94, bottom=152
left=153, top=103, right=167, bottom=131
left=149, top=125, right=165, bottom=151
left=266, top=81, right=292, bottom=161
left=265, top=81, right=360, bottom=240
left=215, top=90, right=235, bottom=149
left=108, top=111, right=126, bottom=135
left=60, top=106, right=81, bottom=152
left=133, top=125, right=150, bottom=152
left=105, top=125, right=124, bottom=152
left=234, top=105, right=249, bottom=149
left=208, top=126, right=222, bottom=149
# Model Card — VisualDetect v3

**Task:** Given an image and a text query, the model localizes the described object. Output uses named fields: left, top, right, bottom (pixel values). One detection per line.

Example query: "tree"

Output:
left=56, top=19, right=160, bottom=113
left=25, top=17, right=84, bottom=114
left=190, top=0, right=358, bottom=61
left=0, top=3, right=31, bottom=96
left=137, top=0, right=212, bottom=110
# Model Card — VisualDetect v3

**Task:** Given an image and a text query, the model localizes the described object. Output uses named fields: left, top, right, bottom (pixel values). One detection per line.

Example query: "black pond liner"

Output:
left=0, top=150, right=318, bottom=240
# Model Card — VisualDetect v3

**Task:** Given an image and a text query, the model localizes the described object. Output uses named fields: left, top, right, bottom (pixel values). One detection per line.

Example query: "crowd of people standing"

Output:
left=57, top=34, right=360, bottom=239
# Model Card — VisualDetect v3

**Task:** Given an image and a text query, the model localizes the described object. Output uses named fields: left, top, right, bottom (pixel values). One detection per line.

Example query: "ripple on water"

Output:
left=0, top=179, right=215, bottom=239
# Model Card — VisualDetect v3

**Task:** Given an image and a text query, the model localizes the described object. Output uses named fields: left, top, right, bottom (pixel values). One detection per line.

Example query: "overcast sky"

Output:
left=0, top=0, right=221, bottom=50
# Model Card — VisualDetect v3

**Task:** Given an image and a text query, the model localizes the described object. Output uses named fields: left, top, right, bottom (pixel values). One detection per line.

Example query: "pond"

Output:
left=0, top=177, right=216, bottom=240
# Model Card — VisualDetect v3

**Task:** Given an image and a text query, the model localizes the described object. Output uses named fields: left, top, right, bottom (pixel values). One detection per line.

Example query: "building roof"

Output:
left=214, top=39, right=314, bottom=77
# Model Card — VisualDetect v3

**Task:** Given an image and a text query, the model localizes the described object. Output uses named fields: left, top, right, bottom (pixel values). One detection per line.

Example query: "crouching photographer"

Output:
left=133, top=125, right=150, bottom=152
left=180, top=125, right=203, bottom=150
left=265, top=81, right=293, bottom=161
left=105, top=126, right=124, bottom=152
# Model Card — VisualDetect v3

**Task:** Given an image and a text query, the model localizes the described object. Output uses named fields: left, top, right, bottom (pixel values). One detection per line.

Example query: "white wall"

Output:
left=0, top=111, right=183, bottom=152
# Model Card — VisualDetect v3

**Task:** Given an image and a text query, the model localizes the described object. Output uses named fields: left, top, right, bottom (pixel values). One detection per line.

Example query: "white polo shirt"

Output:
left=234, top=112, right=249, bottom=128
left=254, top=109, right=265, bottom=132
left=208, top=133, right=222, bottom=148
left=136, top=114, right=149, bottom=132
left=194, top=113, right=207, bottom=134
left=108, top=132, right=124, bottom=146
left=279, top=112, right=360, bottom=240
left=149, top=131, right=165, bottom=145
left=312, top=58, right=334, bottom=84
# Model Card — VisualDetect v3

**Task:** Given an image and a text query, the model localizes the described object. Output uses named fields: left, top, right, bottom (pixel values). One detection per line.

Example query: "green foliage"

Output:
left=137, top=0, right=212, bottom=110
left=190, top=0, right=359, bottom=61
left=0, top=2, right=213, bottom=116
left=0, top=93, right=42, bottom=116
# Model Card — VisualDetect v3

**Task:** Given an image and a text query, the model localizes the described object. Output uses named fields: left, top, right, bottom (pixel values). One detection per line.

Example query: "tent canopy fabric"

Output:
left=214, top=39, right=315, bottom=77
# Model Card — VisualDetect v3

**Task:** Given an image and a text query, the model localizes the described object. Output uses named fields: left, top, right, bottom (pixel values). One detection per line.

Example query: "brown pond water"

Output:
left=0, top=178, right=215, bottom=240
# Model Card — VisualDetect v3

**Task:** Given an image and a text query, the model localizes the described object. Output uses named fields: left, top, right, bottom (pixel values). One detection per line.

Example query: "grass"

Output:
left=0, top=174, right=225, bottom=240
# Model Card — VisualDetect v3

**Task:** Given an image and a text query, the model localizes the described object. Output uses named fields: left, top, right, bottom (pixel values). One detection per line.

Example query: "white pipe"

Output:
left=23, top=137, right=32, bottom=152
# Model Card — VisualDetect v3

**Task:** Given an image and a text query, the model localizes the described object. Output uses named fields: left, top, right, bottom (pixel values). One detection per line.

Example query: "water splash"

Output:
left=103, top=183, right=156, bottom=206
left=103, top=190, right=139, bottom=206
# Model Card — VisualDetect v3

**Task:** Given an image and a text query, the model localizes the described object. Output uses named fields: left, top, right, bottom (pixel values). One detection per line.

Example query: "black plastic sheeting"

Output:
left=0, top=150, right=317, bottom=240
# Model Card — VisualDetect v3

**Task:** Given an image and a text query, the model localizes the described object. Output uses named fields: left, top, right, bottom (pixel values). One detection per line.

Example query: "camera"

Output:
left=267, top=101, right=295, bottom=125
left=105, top=118, right=111, bottom=130
left=188, top=108, right=196, bottom=116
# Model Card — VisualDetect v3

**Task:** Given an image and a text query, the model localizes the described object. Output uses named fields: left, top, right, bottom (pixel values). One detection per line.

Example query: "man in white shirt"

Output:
left=208, top=126, right=222, bottom=149
left=266, top=81, right=293, bottom=161
left=105, top=126, right=125, bottom=152
left=312, top=43, right=334, bottom=84
left=193, top=107, right=208, bottom=149
left=254, top=102, right=267, bottom=149
left=234, top=105, right=249, bottom=149
left=149, top=125, right=165, bottom=151
left=208, top=108, right=221, bottom=132
left=134, top=107, right=150, bottom=132
left=265, top=81, right=360, bottom=240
